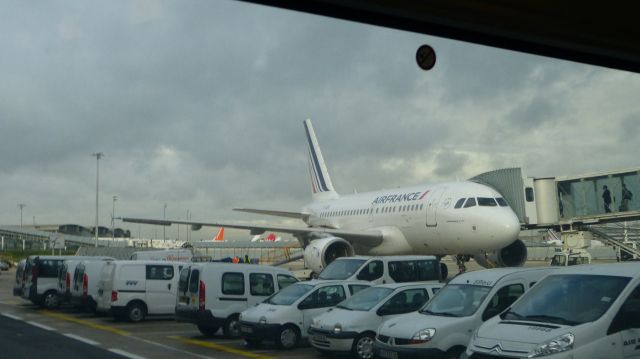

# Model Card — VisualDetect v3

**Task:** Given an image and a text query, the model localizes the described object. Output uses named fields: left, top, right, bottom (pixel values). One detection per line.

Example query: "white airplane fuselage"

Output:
left=303, top=181, right=520, bottom=256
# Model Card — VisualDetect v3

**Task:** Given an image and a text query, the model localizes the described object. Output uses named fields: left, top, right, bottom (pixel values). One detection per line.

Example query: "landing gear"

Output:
left=455, top=255, right=471, bottom=274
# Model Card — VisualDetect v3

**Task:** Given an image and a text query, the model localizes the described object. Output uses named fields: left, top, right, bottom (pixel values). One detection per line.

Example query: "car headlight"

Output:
left=529, top=333, right=574, bottom=357
left=333, top=323, right=342, bottom=334
left=259, top=316, right=267, bottom=325
left=410, top=328, right=436, bottom=344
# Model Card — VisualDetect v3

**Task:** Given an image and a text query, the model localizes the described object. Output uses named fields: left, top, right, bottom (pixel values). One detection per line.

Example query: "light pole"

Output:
left=186, top=209, right=190, bottom=242
left=163, top=203, right=167, bottom=241
left=18, top=203, right=26, bottom=228
left=112, top=195, right=118, bottom=242
left=92, top=152, right=104, bottom=248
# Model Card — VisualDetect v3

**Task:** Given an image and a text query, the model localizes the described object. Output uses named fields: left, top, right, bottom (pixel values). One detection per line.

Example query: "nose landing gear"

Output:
left=455, top=254, right=471, bottom=274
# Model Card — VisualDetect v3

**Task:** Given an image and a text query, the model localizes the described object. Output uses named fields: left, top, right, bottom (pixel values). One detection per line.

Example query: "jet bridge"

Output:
left=471, top=167, right=640, bottom=228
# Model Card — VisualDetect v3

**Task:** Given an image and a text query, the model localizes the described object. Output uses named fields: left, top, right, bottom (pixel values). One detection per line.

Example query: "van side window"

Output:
left=349, top=284, right=370, bottom=295
left=609, top=284, right=640, bottom=334
left=222, top=272, right=245, bottom=295
left=277, top=274, right=298, bottom=289
left=482, top=284, right=524, bottom=321
left=178, top=268, right=190, bottom=293
left=188, top=269, right=200, bottom=293
left=250, top=273, right=274, bottom=296
left=357, top=260, right=383, bottom=281
left=388, top=260, right=440, bottom=282
left=39, top=259, right=63, bottom=278
left=146, top=265, right=174, bottom=280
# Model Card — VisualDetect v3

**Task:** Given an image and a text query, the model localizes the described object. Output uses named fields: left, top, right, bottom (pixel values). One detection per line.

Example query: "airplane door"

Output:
left=426, top=189, right=445, bottom=227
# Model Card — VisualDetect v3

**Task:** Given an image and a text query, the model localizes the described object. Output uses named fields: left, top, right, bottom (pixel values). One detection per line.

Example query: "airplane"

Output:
left=251, top=233, right=282, bottom=242
left=213, top=227, right=225, bottom=241
left=122, top=119, right=524, bottom=273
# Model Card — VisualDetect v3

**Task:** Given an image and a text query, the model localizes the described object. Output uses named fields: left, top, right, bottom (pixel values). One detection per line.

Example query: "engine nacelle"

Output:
left=304, top=236, right=355, bottom=274
left=474, top=239, right=528, bottom=268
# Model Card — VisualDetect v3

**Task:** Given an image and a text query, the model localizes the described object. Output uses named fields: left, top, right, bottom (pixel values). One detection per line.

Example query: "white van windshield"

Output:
left=502, top=274, right=630, bottom=325
left=265, top=283, right=313, bottom=305
left=336, top=287, right=394, bottom=311
left=421, top=284, right=491, bottom=317
left=318, top=259, right=367, bottom=280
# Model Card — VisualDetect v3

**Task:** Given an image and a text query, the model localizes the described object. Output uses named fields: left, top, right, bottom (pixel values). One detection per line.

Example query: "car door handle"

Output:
left=167, top=283, right=172, bottom=290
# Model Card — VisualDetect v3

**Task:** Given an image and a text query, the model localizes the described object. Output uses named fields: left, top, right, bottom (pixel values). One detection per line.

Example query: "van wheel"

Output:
left=276, top=325, right=300, bottom=350
left=197, top=325, right=219, bottom=337
left=126, top=302, right=146, bottom=323
left=445, top=346, right=465, bottom=359
left=245, top=339, right=262, bottom=348
left=351, top=332, right=375, bottom=359
left=223, top=315, right=241, bottom=339
left=41, top=291, right=60, bottom=309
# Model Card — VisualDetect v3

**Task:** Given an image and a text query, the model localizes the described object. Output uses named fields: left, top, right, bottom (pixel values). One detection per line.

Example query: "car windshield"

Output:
left=337, top=286, right=394, bottom=311
left=421, top=284, right=491, bottom=317
left=265, top=283, right=314, bottom=305
left=502, top=274, right=630, bottom=325
left=318, top=259, right=367, bottom=280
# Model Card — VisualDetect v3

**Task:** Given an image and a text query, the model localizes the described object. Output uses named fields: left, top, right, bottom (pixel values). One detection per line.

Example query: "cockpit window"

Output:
left=477, top=197, right=497, bottom=206
left=463, top=198, right=477, bottom=208
left=496, top=197, right=508, bottom=207
left=454, top=198, right=466, bottom=209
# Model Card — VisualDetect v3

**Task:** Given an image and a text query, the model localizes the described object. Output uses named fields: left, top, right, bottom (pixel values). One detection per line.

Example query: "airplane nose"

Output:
left=499, top=210, right=521, bottom=244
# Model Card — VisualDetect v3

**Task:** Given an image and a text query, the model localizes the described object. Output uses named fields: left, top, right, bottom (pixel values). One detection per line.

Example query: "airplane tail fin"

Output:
left=304, top=119, right=339, bottom=201
left=213, top=227, right=225, bottom=241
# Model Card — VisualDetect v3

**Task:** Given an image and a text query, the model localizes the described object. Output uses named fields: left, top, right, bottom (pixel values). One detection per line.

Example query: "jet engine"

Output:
left=304, top=236, right=355, bottom=274
left=473, top=239, right=528, bottom=268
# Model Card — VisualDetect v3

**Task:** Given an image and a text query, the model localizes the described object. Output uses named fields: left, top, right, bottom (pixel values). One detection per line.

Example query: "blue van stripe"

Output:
left=304, top=122, right=329, bottom=192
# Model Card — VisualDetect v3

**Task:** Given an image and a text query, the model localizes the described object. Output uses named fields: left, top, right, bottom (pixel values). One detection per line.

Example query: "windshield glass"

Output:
left=421, top=284, right=491, bottom=317
left=502, top=274, right=630, bottom=325
left=337, top=286, right=394, bottom=311
left=318, top=259, right=367, bottom=280
left=265, top=283, right=313, bottom=305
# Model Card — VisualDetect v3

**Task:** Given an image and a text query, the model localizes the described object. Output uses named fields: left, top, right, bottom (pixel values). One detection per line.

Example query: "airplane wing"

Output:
left=119, top=217, right=383, bottom=247
left=233, top=208, right=309, bottom=220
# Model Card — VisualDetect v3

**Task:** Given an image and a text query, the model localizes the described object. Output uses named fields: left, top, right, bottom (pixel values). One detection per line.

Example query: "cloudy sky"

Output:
left=1, top=0, right=639, bottom=241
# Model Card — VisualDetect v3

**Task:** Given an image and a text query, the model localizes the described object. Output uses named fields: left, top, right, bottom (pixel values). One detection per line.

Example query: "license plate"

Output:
left=240, top=325, right=253, bottom=333
left=379, top=349, right=398, bottom=359
left=313, top=334, right=327, bottom=342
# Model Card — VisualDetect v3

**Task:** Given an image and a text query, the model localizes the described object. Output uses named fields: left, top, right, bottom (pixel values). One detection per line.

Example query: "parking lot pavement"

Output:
left=0, top=267, right=326, bottom=359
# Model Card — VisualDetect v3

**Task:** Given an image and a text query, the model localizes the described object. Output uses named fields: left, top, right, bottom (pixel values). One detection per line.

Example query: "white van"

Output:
left=22, top=255, right=86, bottom=308
left=175, top=262, right=299, bottom=338
left=317, top=256, right=445, bottom=284
left=239, top=280, right=372, bottom=349
left=58, top=257, right=112, bottom=304
left=96, top=260, right=183, bottom=322
left=466, top=263, right=640, bottom=359
left=70, top=258, right=114, bottom=312
left=374, top=267, right=559, bottom=359
left=309, top=282, right=441, bottom=359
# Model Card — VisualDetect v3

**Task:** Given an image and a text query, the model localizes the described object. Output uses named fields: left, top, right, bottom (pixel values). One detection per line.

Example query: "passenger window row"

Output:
left=319, top=204, right=425, bottom=218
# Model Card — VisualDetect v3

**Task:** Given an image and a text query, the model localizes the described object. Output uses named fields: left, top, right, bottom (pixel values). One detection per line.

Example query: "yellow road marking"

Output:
left=169, top=336, right=275, bottom=359
left=41, top=310, right=130, bottom=336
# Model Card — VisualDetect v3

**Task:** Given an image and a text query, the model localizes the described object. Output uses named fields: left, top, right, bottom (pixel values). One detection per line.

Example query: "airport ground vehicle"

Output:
left=549, top=248, right=591, bottom=266
left=239, top=280, right=371, bottom=349
left=0, top=259, right=10, bottom=270
left=96, top=260, right=183, bottom=322
left=22, top=255, right=77, bottom=308
left=58, top=257, right=112, bottom=304
left=317, top=255, right=446, bottom=284
left=12, top=259, right=26, bottom=296
left=309, top=282, right=441, bottom=359
left=466, top=262, right=640, bottom=358
left=374, top=267, right=559, bottom=359
left=70, top=259, right=114, bottom=312
left=175, top=262, right=299, bottom=338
